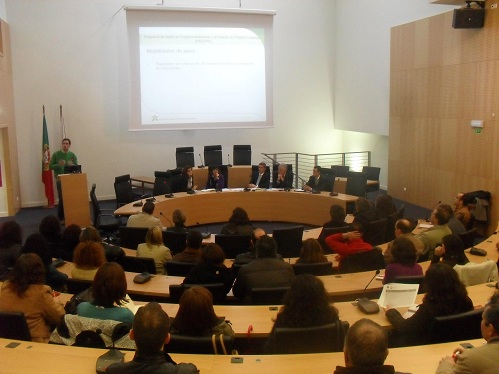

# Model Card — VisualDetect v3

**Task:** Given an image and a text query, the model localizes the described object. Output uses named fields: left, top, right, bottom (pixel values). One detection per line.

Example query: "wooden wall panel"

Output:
left=389, top=4, right=499, bottom=234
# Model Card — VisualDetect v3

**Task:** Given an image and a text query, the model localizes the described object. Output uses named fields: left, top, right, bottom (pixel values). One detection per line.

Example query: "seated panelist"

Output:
left=274, top=163, right=293, bottom=189
left=205, top=167, right=224, bottom=190
left=178, top=165, right=197, bottom=192
left=248, top=162, right=270, bottom=189
left=303, top=166, right=329, bottom=192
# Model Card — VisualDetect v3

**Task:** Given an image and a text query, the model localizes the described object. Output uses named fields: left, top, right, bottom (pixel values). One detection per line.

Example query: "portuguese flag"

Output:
left=42, top=109, right=55, bottom=207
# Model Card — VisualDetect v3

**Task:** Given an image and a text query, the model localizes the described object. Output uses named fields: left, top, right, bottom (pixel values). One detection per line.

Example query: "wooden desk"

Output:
left=0, top=337, right=486, bottom=374
left=115, top=190, right=358, bottom=227
left=130, top=175, right=154, bottom=194
left=333, top=177, right=379, bottom=194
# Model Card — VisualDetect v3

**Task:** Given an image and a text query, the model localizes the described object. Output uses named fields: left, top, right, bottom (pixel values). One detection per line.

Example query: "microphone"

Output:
left=227, top=154, right=232, bottom=167
left=198, top=153, right=205, bottom=169
left=427, top=200, right=441, bottom=221
left=356, top=270, right=380, bottom=314
left=159, top=212, right=173, bottom=227
left=196, top=221, right=211, bottom=239
left=133, top=199, right=143, bottom=207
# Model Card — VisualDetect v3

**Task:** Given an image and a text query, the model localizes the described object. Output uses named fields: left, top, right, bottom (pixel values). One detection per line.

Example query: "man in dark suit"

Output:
left=248, top=162, right=270, bottom=189
left=304, top=166, right=330, bottom=192
left=274, top=163, right=293, bottom=189
left=232, top=235, right=295, bottom=303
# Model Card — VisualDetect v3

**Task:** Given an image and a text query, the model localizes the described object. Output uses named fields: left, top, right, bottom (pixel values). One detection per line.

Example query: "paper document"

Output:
left=419, top=223, right=433, bottom=229
left=378, top=283, right=419, bottom=308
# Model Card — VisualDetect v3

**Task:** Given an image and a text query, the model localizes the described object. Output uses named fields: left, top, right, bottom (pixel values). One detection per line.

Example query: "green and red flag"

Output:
left=42, top=107, right=55, bottom=207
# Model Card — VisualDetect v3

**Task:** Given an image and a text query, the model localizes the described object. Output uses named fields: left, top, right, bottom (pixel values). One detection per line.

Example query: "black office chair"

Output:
left=215, top=234, right=251, bottom=259
left=119, top=256, right=156, bottom=274
left=153, top=171, right=172, bottom=196
left=0, top=311, right=31, bottom=341
left=292, top=262, right=334, bottom=276
left=176, top=147, right=195, bottom=168
left=89, top=184, right=123, bottom=241
left=362, top=166, right=381, bottom=193
left=338, top=247, right=385, bottom=274
left=250, top=286, right=290, bottom=305
left=393, top=275, right=426, bottom=294
left=166, top=334, right=235, bottom=354
left=319, top=167, right=336, bottom=192
left=270, top=320, right=349, bottom=354
left=363, top=218, right=388, bottom=246
left=164, top=261, right=196, bottom=277
left=118, top=226, right=148, bottom=250
left=319, top=226, right=350, bottom=254
left=163, top=231, right=188, bottom=256
left=331, top=165, right=350, bottom=178
left=65, top=278, right=93, bottom=295
left=169, top=283, right=227, bottom=304
left=114, top=174, right=138, bottom=208
left=345, top=176, right=367, bottom=197
left=233, top=145, right=252, bottom=165
left=204, top=145, right=223, bottom=167
left=428, top=308, right=484, bottom=344
left=273, top=226, right=304, bottom=259
left=459, top=228, right=477, bottom=248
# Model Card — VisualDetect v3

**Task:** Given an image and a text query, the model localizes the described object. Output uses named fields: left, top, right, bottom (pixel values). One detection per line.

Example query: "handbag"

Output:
left=64, top=287, right=93, bottom=314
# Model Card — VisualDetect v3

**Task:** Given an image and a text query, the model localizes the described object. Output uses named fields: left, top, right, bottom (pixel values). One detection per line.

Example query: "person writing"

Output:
left=49, top=138, right=78, bottom=222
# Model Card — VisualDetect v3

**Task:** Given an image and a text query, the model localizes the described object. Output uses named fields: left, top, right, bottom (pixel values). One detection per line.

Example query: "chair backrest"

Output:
left=271, top=320, right=349, bottom=354
left=114, top=174, right=134, bottom=207
left=429, top=308, right=484, bottom=344
left=250, top=286, right=290, bottom=305
left=169, top=283, right=227, bottom=304
left=153, top=171, right=172, bottom=196
left=459, top=228, right=477, bottom=248
left=89, top=184, right=100, bottom=225
left=292, top=262, right=334, bottom=276
left=162, top=231, right=188, bottom=255
left=393, top=275, right=426, bottom=294
left=385, top=205, right=405, bottom=242
left=319, top=168, right=335, bottom=192
left=176, top=147, right=195, bottom=168
left=233, top=145, right=252, bottom=165
left=215, top=234, right=252, bottom=259
left=166, top=334, right=234, bottom=354
left=119, top=256, right=156, bottom=274
left=338, top=247, right=385, bottom=274
left=345, top=176, right=367, bottom=197
left=331, top=165, right=350, bottom=178
left=362, top=166, right=381, bottom=181
left=65, top=278, right=93, bottom=295
left=453, top=260, right=498, bottom=286
left=204, top=145, right=223, bottom=167
left=164, top=261, right=197, bottom=277
left=118, top=227, right=149, bottom=250
left=168, top=173, right=186, bottom=193
left=0, top=311, right=31, bottom=341
left=363, top=218, right=388, bottom=246
left=272, top=225, right=304, bottom=259
left=318, top=226, right=350, bottom=254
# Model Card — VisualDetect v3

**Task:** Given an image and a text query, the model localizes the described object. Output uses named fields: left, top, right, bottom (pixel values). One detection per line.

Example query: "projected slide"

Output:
left=139, top=27, right=266, bottom=126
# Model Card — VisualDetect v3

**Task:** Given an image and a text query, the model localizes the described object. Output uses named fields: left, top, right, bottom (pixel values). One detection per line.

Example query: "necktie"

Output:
left=256, top=174, right=262, bottom=186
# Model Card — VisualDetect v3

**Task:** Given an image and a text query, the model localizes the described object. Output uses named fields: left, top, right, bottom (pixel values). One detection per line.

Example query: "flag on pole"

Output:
left=42, top=107, right=55, bottom=207
left=60, top=104, right=66, bottom=139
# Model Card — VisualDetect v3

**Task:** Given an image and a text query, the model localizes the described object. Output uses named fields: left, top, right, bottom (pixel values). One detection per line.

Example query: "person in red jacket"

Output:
left=325, top=221, right=373, bottom=266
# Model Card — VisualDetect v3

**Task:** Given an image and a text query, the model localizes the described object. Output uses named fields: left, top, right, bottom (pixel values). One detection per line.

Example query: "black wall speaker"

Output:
left=452, top=8, right=485, bottom=29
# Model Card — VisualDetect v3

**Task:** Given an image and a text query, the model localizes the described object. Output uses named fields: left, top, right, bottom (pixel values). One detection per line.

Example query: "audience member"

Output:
left=106, top=302, right=198, bottom=373
left=179, top=165, right=197, bottom=192
left=0, top=253, right=65, bottom=343
left=22, top=233, right=68, bottom=291
left=375, top=194, right=397, bottom=219
left=296, top=238, right=328, bottom=264
left=383, top=237, right=423, bottom=285
left=59, top=224, right=82, bottom=262
left=79, top=226, right=124, bottom=262
left=384, top=219, right=424, bottom=264
left=137, top=226, right=172, bottom=275
left=77, top=262, right=134, bottom=323
left=416, top=205, right=452, bottom=259
left=431, top=234, right=469, bottom=267
left=183, top=243, right=234, bottom=295
left=126, top=200, right=163, bottom=229
left=333, top=319, right=395, bottom=374
left=71, top=241, right=106, bottom=281
left=274, top=163, right=293, bottom=189
left=303, top=166, right=329, bottom=192
left=234, top=228, right=283, bottom=265
left=39, top=215, right=62, bottom=258
left=220, top=207, right=254, bottom=235
left=232, top=235, right=295, bottom=303
left=436, top=291, right=499, bottom=374
left=323, top=205, right=350, bottom=229
left=167, top=209, right=189, bottom=233
left=385, top=263, right=473, bottom=347
left=171, top=231, right=203, bottom=263
left=248, top=162, right=270, bottom=189
left=454, top=192, right=473, bottom=229
left=170, top=286, right=234, bottom=337
left=441, top=203, right=466, bottom=236
left=0, top=220, right=23, bottom=281
left=352, top=197, right=379, bottom=227
left=205, top=167, right=224, bottom=190
left=325, top=221, right=373, bottom=267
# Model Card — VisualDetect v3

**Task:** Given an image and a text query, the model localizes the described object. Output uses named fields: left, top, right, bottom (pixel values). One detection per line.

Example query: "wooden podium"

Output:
left=59, top=173, right=91, bottom=227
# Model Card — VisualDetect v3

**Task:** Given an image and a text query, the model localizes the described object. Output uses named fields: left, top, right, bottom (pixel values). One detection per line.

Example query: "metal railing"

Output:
left=261, top=151, right=371, bottom=188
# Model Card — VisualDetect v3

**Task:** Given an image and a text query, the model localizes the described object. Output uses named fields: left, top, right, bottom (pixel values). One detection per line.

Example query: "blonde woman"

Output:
left=137, top=226, right=172, bottom=274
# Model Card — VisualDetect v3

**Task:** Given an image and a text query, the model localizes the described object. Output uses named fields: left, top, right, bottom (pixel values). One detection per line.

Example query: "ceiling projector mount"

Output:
left=464, top=1, right=485, bottom=8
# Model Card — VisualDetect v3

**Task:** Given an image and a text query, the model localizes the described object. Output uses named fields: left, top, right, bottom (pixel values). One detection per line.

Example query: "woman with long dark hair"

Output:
left=296, top=239, right=328, bottom=264
left=383, top=237, right=423, bottom=284
left=431, top=234, right=469, bottom=267
left=220, top=207, right=254, bottom=235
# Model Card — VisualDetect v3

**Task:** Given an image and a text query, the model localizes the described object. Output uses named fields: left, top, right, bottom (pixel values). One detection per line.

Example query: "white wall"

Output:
left=5, top=0, right=457, bottom=206
left=0, top=0, right=5, bottom=21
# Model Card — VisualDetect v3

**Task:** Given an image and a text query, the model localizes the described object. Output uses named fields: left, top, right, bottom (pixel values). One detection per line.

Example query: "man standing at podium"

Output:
left=50, top=138, right=78, bottom=222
